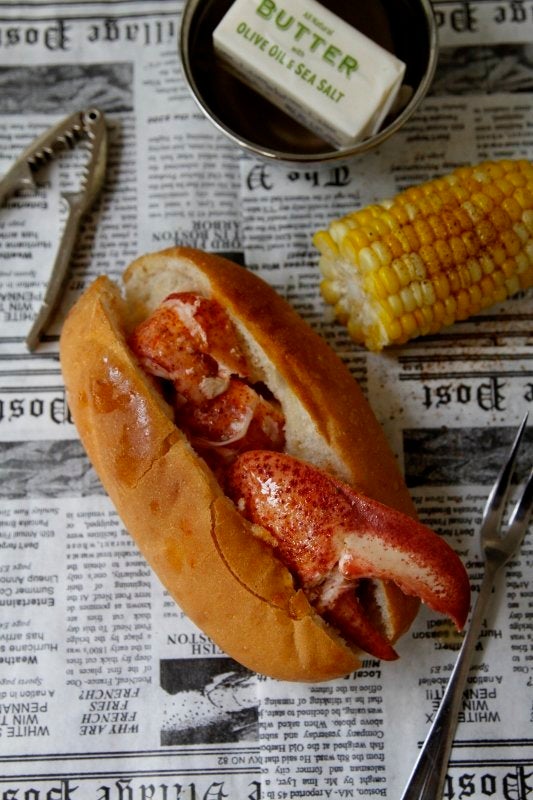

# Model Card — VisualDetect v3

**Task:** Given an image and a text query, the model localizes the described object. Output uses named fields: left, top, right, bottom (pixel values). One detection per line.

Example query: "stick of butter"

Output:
left=213, top=0, right=407, bottom=149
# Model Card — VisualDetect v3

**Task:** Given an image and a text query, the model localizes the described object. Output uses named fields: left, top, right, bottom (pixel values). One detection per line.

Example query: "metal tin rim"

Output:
left=180, top=0, right=439, bottom=164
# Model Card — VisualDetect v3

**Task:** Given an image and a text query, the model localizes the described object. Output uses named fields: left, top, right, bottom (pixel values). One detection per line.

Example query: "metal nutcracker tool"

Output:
left=0, top=108, right=107, bottom=350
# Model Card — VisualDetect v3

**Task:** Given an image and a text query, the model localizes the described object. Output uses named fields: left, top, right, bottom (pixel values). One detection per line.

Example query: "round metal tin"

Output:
left=180, top=0, right=438, bottom=163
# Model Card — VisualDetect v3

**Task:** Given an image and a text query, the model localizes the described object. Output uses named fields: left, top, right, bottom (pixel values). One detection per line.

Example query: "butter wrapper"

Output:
left=213, top=0, right=406, bottom=148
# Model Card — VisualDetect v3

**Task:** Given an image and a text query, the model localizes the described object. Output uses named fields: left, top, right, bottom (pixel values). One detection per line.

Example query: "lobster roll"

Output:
left=60, top=247, right=470, bottom=682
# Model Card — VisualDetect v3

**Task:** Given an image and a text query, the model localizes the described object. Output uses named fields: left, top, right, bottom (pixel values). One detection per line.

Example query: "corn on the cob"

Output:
left=313, top=159, right=533, bottom=350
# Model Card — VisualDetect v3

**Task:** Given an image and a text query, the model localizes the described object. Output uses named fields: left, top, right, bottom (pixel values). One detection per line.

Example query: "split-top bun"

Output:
left=60, top=248, right=420, bottom=681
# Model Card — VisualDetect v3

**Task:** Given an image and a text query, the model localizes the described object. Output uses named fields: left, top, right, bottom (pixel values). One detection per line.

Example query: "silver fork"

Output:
left=400, top=413, right=533, bottom=800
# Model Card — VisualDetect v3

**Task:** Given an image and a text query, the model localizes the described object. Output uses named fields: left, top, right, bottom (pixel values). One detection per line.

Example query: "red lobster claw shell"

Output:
left=226, top=451, right=470, bottom=658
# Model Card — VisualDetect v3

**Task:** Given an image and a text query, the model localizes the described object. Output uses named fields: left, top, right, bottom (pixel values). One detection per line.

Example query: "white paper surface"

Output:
left=0, top=1, right=532, bottom=797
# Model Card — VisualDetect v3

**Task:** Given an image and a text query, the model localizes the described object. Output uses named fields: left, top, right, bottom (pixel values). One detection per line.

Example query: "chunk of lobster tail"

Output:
left=227, top=451, right=470, bottom=659
left=129, top=292, right=285, bottom=457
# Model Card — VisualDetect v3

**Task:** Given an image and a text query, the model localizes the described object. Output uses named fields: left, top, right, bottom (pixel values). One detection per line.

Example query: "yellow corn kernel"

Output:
left=443, top=294, right=457, bottom=319
left=502, top=196, right=522, bottom=221
left=460, top=264, right=474, bottom=288
left=502, top=258, right=518, bottom=279
left=508, top=171, right=527, bottom=188
left=505, top=274, right=520, bottom=295
left=400, top=312, right=418, bottom=338
left=483, top=182, right=505, bottom=204
left=501, top=229, right=522, bottom=257
left=433, top=240, right=454, bottom=271
left=492, top=245, right=507, bottom=266
left=407, top=253, right=427, bottom=280
left=358, top=246, right=381, bottom=273
left=454, top=165, right=473, bottom=182
left=490, top=207, right=513, bottom=232
left=416, top=197, right=435, bottom=217
left=334, top=296, right=351, bottom=323
left=346, top=315, right=366, bottom=345
left=403, top=186, right=424, bottom=204
left=467, top=258, right=482, bottom=284
left=339, top=236, right=361, bottom=263
left=450, top=236, right=468, bottom=264
left=522, top=209, right=533, bottom=234
left=387, top=294, right=404, bottom=317
left=420, top=280, right=437, bottom=306
left=377, top=303, right=403, bottom=341
left=469, top=283, right=483, bottom=308
left=514, top=222, right=529, bottom=244
left=388, top=203, right=410, bottom=226
left=378, top=265, right=401, bottom=294
left=313, top=230, right=339, bottom=258
left=410, top=282, right=425, bottom=308
left=447, top=266, right=465, bottom=294
left=400, top=285, right=417, bottom=313
left=371, top=240, right=393, bottom=267
left=455, top=289, right=471, bottom=319
left=364, top=218, right=390, bottom=241
left=364, top=272, right=388, bottom=300
left=450, top=184, right=469, bottom=204
left=414, top=306, right=434, bottom=332
left=347, top=228, right=372, bottom=249
left=471, top=191, right=494, bottom=215
left=377, top=300, right=401, bottom=337
left=483, top=162, right=505, bottom=180
left=475, top=218, right=498, bottom=247
left=462, top=229, right=482, bottom=257
left=413, top=217, right=435, bottom=245
left=515, top=188, right=533, bottom=211
left=392, top=257, right=412, bottom=287
left=391, top=229, right=413, bottom=254
left=492, top=269, right=506, bottom=287
left=515, top=251, right=530, bottom=274
left=320, top=279, right=342, bottom=305
left=495, top=178, right=515, bottom=197
left=384, top=232, right=406, bottom=258
left=432, top=299, right=446, bottom=324
left=428, top=214, right=448, bottom=239
left=402, top=225, right=421, bottom=251
left=377, top=209, right=400, bottom=232
left=419, top=243, right=441, bottom=275
left=493, top=285, right=508, bottom=303
left=455, top=205, right=475, bottom=231
left=433, top=272, right=450, bottom=300
left=353, top=208, right=377, bottom=227
left=329, top=220, right=350, bottom=246
left=480, top=253, right=496, bottom=274
left=480, top=274, right=495, bottom=298
left=436, top=183, right=460, bottom=206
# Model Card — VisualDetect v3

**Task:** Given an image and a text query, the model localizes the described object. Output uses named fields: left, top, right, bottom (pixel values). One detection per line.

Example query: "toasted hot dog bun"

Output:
left=60, top=247, right=419, bottom=681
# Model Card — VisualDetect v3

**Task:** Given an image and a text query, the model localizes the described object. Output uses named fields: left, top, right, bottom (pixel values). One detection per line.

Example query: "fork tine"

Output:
left=480, top=413, right=529, bottom=539
left=505, top=467, right=533, bottom=555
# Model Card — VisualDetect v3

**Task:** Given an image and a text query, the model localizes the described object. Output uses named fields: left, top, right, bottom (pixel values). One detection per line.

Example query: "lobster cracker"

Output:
left=0, top=108, right=107, bottom=351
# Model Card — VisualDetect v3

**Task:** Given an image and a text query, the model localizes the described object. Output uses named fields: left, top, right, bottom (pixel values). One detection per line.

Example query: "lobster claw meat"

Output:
left=226, top=450, right=471, bottom=659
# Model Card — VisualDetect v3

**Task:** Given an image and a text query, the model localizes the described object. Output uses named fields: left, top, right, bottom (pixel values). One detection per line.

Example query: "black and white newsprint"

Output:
left=0, top=1, right=531, bottom=798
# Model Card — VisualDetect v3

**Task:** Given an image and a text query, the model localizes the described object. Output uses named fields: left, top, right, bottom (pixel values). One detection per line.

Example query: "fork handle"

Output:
left=400, top=566, right=498, bottom=800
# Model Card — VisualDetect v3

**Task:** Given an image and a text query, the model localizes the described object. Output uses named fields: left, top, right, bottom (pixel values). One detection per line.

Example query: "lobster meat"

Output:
left=227, top=450, right=470, bottom=659
left=130, top=289, right=470, bottom=659
left=130, top=292, right=285, bottom=462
